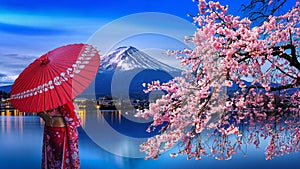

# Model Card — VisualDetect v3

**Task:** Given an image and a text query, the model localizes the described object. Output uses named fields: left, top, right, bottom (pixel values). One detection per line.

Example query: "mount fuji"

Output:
left=94, top=46, right=182, bottom=100
left=99, top=46, right=180, bottom=72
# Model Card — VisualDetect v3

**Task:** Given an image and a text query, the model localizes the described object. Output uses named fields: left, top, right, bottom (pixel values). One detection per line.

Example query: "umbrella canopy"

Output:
left=10, top=44, right=100, bottom=112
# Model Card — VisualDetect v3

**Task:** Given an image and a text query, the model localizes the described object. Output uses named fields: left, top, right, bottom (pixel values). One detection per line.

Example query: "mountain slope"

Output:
left=100, top=46, right=180, bottom=72
left=95, top=46, right=182, bottom=100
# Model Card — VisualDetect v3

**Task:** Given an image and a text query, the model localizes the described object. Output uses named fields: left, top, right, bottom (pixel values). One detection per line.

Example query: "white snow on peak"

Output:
left=100, top=46, right=180, bottom=72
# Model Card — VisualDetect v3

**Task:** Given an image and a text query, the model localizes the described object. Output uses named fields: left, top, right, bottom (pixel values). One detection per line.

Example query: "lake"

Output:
left=0, top=108, right=299, bottom=169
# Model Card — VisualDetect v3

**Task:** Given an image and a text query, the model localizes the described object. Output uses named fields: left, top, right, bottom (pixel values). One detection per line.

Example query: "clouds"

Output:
left=0, top=11, right=105, bottom=64
left=0, top=22, right=69, bottom=36
left=0, top=73, right=6, bottom=78
left=0, top=73, right=18, bottom=86
left=0, top=53, right=35, bottom=86
left=0, top=0, right=199, bottom=87
left=0, top=75, right=18, bottom=86
left=0, top=13, right=105, bottom=86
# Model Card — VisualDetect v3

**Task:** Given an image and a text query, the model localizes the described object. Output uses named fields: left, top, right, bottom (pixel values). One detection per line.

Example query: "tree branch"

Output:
left=271, top=0, right=287, bottom=15
left=273, top=63, right=298, bottom=79
left=272, top=45, right=300, bottom=71
left=245, top=78, right=300, bottom=92
left=240, top=0, right=289, bottom=25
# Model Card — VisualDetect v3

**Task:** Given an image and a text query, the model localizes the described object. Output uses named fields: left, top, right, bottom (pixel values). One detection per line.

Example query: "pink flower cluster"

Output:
left=135, top=0, right=300, bottom=161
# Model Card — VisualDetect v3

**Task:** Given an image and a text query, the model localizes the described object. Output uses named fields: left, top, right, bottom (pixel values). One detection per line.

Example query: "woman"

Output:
left=39, top=101, right=80, bottom=169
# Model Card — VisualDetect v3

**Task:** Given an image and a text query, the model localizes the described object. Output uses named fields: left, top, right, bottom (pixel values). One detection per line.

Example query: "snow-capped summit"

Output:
left=100, top=46, right=180, bottom=72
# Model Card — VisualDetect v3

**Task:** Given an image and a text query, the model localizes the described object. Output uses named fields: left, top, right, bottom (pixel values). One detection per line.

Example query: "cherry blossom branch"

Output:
left=137, top=0, right=299, bottom=161
left=272, top=45, right=300, bottom=70
left=267, top=59, right=298, bottom=79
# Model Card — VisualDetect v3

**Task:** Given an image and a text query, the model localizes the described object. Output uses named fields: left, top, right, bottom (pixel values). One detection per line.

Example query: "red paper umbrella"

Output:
left=10, top=44, right=100, bottom=112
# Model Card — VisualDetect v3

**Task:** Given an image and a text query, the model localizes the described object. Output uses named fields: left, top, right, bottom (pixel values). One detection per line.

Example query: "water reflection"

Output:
left=0, top=103, right=124, bottom=132
left=0, top=109, right=300, bottom=169
left=0, top=116, right=43, bottom=169
left=77, top=107, right=123, bottom=128
left=1, top=114, right=21, bottom=136
left=1, top=100, right=300, bottom=166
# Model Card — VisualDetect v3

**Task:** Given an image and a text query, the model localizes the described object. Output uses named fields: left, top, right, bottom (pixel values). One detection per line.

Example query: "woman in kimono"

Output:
left=39, top=101, right=80, bottom=169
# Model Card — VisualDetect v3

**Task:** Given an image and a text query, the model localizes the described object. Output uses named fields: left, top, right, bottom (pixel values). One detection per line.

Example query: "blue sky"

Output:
left=0, top=0, right=296, bottom=86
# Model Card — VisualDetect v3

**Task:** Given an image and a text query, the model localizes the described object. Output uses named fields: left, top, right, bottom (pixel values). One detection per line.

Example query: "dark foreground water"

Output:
left=0, top=113, right=299, bottom=169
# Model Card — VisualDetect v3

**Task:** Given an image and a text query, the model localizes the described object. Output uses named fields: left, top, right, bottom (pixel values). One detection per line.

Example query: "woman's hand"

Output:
left=38, top=111, right=51, bottom=122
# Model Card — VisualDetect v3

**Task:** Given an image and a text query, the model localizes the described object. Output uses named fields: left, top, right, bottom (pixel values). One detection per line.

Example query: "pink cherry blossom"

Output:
left=136, top=0, right=300, bottom=161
